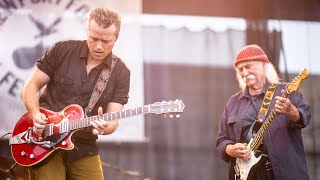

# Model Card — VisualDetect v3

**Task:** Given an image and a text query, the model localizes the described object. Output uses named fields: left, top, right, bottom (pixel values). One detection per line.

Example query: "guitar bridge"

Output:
left=234, top=163, right=240, bottom=179
left=25, top=128, right=52, bottom=146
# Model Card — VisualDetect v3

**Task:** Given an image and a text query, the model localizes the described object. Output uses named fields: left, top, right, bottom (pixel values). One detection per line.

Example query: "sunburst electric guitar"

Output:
left=234, top=69, right=308, bottom=180
left=10, top=100, right=185, bottom=166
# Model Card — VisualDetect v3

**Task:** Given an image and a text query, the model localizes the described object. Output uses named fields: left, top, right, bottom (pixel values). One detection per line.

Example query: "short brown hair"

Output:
left=89, top=8, right=121, bottom=38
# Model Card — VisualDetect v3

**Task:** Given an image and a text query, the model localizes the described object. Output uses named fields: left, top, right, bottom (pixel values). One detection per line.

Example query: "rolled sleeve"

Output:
left=36, top=41, right=63, bottom=78
left=110, top=65, right=130, bottom=105
left=216, top=105, right=236, bottom=163
left=289, top=105, right=311, bottom=129
left=217, top=139, right=234, bottom=162
left=288, top=91, right=311, bottom=129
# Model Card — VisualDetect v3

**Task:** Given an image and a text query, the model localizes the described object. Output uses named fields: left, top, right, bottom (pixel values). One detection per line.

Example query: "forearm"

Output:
left=216, top=137, right=235, bottom=162
left=288, top=104, right=300, bottom=123
left=101, top=102, right=123, bottom=135
left=91, top=102, right=123, bottom=135
left=21, top=81, right=41, bottom=116
left=101, top=120, right=119, bottom=135
left=288, top=104, right=311, bottom=129
left=22, top=67, right=50, bottom=117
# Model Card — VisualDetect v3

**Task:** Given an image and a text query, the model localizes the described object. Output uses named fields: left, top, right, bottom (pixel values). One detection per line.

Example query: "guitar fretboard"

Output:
left=68, top=105, right=151, bottom=132
left=43, top=99, right=185, bottom=137
left=249, top=89, right=290, bottom=150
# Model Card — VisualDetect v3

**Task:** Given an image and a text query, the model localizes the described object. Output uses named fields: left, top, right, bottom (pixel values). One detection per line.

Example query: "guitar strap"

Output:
left=257, top=83, right=277, bottom=123
left=245, top=83, right=277, bottom=142
left=85, top=56, right=117, bottom=116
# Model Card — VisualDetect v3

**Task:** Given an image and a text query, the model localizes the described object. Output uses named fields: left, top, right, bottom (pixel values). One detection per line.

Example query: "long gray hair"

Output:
left=236, top=62, right=280, bottom=90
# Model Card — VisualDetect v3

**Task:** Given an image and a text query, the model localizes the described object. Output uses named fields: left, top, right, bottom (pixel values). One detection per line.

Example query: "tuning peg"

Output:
left=176, top=114, right=180, bottom=118
left=164, top=114, right=166, bottom=118
left=169, top=114, right=173, bottom=118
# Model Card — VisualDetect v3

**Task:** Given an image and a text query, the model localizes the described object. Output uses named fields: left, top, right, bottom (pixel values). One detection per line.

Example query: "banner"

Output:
left=0, top=0, right=145, bottom=142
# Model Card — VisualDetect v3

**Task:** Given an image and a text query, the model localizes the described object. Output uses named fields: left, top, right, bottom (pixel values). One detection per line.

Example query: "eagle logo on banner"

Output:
left=0, top=0, right=92, bottom=135
left=12, top=15, right=61, bottom=69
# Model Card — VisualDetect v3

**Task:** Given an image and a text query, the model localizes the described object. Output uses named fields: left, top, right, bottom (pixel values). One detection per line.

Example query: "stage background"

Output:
left=1, top=0, right=319, bottom=179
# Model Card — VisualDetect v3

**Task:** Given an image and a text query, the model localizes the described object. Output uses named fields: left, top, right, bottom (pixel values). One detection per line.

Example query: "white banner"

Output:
left=0, top=0, right=145, bottom=142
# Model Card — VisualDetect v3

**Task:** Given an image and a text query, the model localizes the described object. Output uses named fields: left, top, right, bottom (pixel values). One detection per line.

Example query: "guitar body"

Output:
left=235, top=151, right=263, bottom=180
left=11, top=104, right=84, bottom=166
left=9, top=100, right=185, bottom=167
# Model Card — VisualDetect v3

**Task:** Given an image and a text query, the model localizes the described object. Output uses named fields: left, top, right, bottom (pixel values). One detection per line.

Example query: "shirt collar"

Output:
left=96, top=53, right=113, bottom=69
left=238, top=81, right=270, bottom=100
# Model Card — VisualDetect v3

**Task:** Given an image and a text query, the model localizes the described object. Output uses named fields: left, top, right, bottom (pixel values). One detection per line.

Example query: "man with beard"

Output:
left=216, top=44, right=311, bottom=180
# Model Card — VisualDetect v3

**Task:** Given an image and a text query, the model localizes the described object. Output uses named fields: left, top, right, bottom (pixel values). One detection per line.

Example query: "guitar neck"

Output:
left=58, top=105, right=152, bottom=133
left=249, top=89, right=290, bottom=150
left=45, top=99, right=184, bottom=136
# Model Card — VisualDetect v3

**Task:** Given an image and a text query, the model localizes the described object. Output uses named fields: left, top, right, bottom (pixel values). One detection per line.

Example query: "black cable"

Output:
left=0, top=132, right=16, bottom=175
left=0, top=132, right=12, bottom=142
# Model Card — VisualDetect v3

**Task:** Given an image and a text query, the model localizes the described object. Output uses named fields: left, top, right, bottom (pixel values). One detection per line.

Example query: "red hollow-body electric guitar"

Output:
left=10, top=100, right=185, bottom=166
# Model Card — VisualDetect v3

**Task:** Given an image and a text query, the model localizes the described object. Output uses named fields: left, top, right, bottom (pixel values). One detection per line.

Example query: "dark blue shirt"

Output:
left=216, top=82, right=311, bottom=180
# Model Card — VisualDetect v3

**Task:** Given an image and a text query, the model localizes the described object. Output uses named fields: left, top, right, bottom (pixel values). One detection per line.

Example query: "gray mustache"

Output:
left=243, top=74, right=255, bottom=82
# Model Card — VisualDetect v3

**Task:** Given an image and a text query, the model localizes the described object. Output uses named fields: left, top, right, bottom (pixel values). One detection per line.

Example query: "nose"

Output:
left=95, top=41, right=103, bottom=50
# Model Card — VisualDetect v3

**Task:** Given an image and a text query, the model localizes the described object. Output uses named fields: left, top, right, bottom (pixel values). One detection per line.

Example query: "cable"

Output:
left=0, top=162, right=17, bottom=174
left=101, top=161, right=140, bottom=179
left=0, top=132, right=12, bottom=142
left=0, top=132, right=18, bottom=178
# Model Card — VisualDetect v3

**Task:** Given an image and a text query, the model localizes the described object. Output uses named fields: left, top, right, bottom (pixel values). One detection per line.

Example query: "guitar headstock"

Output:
left=286, top=68, right=308, bottom=94
left=150, top=99, right=185, bottom=116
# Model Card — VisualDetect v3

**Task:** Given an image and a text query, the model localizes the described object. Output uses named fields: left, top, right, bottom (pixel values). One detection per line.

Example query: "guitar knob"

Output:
left=21, top=151, right=26, bottom=156
left=62, top=141, right=67, bottom=146
left=30, top=154, right=35, bottom=159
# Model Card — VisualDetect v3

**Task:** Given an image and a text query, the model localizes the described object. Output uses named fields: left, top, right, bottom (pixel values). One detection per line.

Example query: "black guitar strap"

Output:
left=245, top=83, right=277, bottom=142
